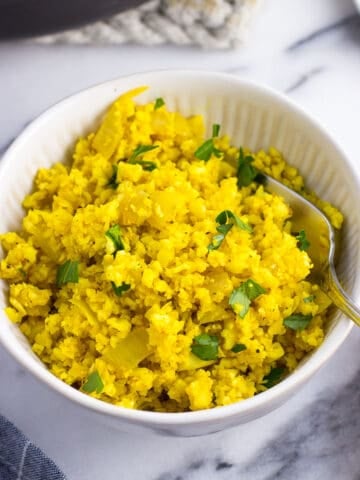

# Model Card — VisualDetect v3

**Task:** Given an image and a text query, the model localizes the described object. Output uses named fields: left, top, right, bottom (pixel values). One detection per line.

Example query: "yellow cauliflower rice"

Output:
left=0, top=87, right=343, bottom=412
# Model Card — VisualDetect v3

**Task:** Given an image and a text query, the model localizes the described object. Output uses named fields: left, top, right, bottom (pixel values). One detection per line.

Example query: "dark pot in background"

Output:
left=0, top=0, right=146, bottom=39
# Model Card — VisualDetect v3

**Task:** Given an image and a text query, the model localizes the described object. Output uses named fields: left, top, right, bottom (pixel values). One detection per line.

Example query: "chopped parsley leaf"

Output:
left=130, top=160, right=157, bottom=171
left=107, top=165, right=119, bottom=189
left=111, top=281, right=131, bottom=296
left=56, top=260, right=79, bottom=287
left=105, top=224, right=125, bottom=253
left=194, top=127, right=223, bottom=162
left=240, top=279, right=267, bottom=301
left=296, top=229, right=310, bottom=251
left=82, top=371, right=104, bottom=394
left=262, top=367, right=285, bottom=388
left=303, top=295, right=315, bottom=303
left=237, top=148, right=259, bottom=187
left=229, top=279, right=266, bottom=318
left=216, top=210, right=252, bottom=232
left=191, top=334, right=219, bottom=360
left=216, top=222, right=234, bottom=236
left=212, top=123, right=220, bottom=137
left=231, top=343, right=247, bottom=353
left=207, top=233, right=225, bottom=251
left=215, top=210, right=234, bottom=225
left=229, top=287, right=250, bottom=318
left=128, top=145, right=158, bottom=171
left=154, top=97, right=165, bottom=110
left=129, top=145, right=158, bottom=162
left=208, top=210, right=252, bottom=251
left=283, top=313, right=313, bottom=330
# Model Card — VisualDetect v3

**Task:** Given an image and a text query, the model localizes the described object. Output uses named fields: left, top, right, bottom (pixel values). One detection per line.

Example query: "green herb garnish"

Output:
left=105, top=224, right=125, bottom=253
left=194, top=139, right=221, bottom=161
left=229, top=287, right=250, bottom=319
left=216, top=210, right=252, bottom=232
left=132, top=160, right=157, bottom=171
left=296, top=229, right=310, bottom=251
left=237, top=148, right=259, bottom=187
left=208, top=210, right=252, bottom=251
left=107, top=165, right=119, bottom=189
left=56, top=260, right=79, bottom=287
left=239, top=279, right=267, bottom=301
left=128, top=145, right=158, bottom=171
left=283, top=313, right=313, bottom=330
left=129, top=145, right=158, bottom=162
left=154, top=97, right=165, bottom=110
left=194, top=125, right=223, bottom=161
left=111, top=281, right=131, bottom=296
left=82, top=371, right=104, bottom=394
left=229, top=279, right=266, bottom=318
left=262, top=367, right=285, bottom=388
left=231, top=343, right=247, bottom=353
left=191, top=334, right=219, bottom=361
left=303, top=295, right=315, bottom=303
left=212, top=123, right=220, bottom=137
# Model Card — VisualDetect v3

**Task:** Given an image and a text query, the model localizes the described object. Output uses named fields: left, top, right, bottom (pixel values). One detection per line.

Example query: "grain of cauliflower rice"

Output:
left=0, top=87, right=343, bottom=412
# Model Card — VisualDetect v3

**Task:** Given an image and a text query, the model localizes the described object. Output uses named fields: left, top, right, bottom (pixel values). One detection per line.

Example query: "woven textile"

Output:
left=35, top=0, right=259, bottom=49
left=0, top=415, right=66, bottom=480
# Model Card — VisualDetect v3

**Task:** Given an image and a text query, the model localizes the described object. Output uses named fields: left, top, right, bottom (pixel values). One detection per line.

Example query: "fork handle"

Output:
left=325, top=265, right=360, bottom=327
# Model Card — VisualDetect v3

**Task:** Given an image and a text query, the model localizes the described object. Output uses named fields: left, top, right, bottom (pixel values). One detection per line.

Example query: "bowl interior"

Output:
left=0, top=72, right=358, bottom=431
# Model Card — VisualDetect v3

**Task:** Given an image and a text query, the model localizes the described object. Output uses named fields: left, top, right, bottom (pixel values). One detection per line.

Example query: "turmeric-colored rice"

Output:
left=0, top=87, right=343, bottom=411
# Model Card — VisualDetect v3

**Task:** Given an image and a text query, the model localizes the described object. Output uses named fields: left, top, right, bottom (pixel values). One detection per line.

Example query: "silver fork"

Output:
left=264, top=175, right=360, bottom=326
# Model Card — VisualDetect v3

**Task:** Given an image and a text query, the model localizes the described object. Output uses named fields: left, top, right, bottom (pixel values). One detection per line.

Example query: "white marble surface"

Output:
left=1, top=0, right=360, bottom=478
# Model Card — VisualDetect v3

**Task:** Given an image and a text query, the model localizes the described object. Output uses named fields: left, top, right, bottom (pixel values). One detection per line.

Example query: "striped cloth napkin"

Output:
left=0, top=415, right=66, bottom=480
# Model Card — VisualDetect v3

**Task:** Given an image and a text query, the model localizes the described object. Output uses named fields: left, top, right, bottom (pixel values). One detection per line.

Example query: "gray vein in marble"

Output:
left=154, top=367, right=360, bottom=480
left=287, top=14, right=359, bottom=52
left=285, top=67, right=325, bottom=94
left=242, top=369, right=360, bottom=480
left=15, top=367, right=27, bottom=378
left=215, top=461, right=233, bottom=471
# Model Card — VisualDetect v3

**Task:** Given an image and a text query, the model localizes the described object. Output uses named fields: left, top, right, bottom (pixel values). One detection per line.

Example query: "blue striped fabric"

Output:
left=0, top=415, right=66, bottom=480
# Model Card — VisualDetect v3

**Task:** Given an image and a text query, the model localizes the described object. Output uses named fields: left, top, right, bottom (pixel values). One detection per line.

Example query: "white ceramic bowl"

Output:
left=0, top=71, right=359, bottom=436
